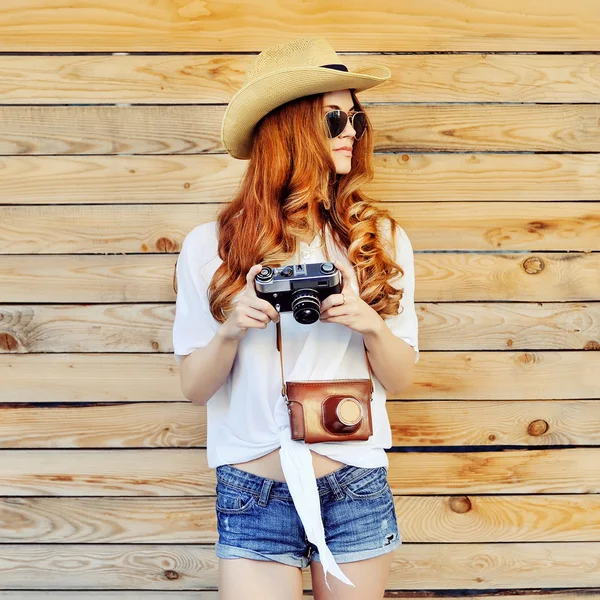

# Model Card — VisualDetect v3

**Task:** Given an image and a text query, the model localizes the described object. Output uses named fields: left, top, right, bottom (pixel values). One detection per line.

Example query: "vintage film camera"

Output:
left=254, top=261, right=342, bottom=324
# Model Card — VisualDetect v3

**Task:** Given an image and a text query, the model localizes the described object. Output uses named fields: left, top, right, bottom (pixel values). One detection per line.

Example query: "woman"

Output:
left=172, top=36, right=419, bottom=600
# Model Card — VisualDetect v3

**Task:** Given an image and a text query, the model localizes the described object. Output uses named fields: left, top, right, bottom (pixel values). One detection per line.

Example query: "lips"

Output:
left=335, top=147, right=353, bottom=152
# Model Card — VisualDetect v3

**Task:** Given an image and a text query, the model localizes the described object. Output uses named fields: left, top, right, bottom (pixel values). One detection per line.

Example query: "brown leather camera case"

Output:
left=276, top=320, right=374, bottom=443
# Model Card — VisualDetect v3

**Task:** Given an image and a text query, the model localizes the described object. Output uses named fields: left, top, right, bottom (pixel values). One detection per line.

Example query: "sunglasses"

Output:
left=324, top=110, right=367, bottom=140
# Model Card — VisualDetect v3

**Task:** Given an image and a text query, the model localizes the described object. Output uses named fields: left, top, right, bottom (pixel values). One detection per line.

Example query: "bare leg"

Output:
left=218, top=557, right=304, bottom=600
left=310, top=551, right=394, bottom=600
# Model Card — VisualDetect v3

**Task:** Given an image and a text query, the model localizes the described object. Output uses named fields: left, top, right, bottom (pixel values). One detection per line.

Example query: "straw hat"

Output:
left=221, top=36, right=391, bottom=160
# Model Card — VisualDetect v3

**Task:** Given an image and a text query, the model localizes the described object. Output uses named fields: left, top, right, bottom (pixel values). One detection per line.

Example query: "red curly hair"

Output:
left=208, top=89, right=406, bottom=323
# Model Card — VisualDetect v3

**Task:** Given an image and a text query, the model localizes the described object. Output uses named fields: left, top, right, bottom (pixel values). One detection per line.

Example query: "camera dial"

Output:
left=320, top=262, right=335, bottom=274
left=256, top=266, right=273, bottom=282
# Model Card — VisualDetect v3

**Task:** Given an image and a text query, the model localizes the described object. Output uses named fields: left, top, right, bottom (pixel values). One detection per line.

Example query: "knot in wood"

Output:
left=528, top=419, right=549, bottom=436
left=164, top=570, right=179, bottom=580
left=448, top=496, right=472, bottom=513
left=522, top=257, right=545, bottom=274
left=156, top=237, right=177, bottom=252
left=0, top=332, right=19, bottom=352
left=518, top=352, right=536, bottom=364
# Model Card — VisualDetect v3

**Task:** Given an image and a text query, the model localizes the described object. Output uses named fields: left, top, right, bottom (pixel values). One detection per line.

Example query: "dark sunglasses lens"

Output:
left=325, top=111, right=347, bottom=138
left=353, top=113, right=367, bottom=139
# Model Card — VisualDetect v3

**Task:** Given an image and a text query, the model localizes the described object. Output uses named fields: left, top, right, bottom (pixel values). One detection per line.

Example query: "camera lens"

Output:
left=291, top=289, right=321, bottom=324
left=256, top=266, right=273, bottom=281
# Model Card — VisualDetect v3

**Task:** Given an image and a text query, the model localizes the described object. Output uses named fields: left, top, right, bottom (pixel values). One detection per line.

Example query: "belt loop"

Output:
left=325, top=472, right=345, bottom=501
left=258, top=478, right=273, bottom=507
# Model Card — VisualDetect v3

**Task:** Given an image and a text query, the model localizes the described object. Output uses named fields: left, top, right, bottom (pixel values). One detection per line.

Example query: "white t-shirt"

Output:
left=172, top=219, right=419, bottom=588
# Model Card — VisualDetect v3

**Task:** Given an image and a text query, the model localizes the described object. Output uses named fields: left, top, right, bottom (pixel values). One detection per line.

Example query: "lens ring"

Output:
left=291, top=290, right=320, bottom=310
left=291, top=289, right=321, bottom=324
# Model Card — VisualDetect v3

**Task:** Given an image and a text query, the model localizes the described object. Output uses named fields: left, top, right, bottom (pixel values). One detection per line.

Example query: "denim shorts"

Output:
left=214, top=463, right=401, bottom=568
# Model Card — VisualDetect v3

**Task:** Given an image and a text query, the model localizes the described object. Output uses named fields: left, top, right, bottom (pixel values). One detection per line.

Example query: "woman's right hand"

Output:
left=219, top=264, right=281, bottom=341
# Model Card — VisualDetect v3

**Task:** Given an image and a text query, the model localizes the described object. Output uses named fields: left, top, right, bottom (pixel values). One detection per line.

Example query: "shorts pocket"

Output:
left=343, top=467, right=390, bottom=500
left=215, top=480, right=257, bottom=514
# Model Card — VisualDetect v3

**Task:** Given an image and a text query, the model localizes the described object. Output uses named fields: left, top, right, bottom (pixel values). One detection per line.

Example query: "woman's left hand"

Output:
left=319, top=260, right=383, bottom=335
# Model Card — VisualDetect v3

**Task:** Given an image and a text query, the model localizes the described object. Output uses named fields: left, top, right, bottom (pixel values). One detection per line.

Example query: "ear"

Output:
left=173, top=259, right=178, bottom=295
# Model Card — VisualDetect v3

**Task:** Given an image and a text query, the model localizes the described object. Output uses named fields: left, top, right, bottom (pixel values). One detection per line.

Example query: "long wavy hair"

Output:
left=208, top=89, right=406, bottom=323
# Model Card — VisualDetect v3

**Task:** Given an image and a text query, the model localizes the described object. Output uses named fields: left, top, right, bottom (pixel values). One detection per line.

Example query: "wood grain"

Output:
left=0, top=5, right=599, bottom=595
left=0, top=595, right=595, bottom=600
left=2, top=494, right=600, bottom=543
left=1, top=105, right=599, bottom=155
left=1, top=351, right=597, bottom=402
left=0, top=542, right=599, bottom=589
left=2, top=154, right=600, bottom=204
left=1, top=54, right=599, bottom=104
left=1, top=202, right=599, bottom=252
left=0, top=0, right=598, bottom=51
left=1, top=400, right=599, bottom=449
left=0, top=254, right=598, bottom=303
left=0, top=448, right=598, bottom=496
left=1, top=302, right=598, bottom=355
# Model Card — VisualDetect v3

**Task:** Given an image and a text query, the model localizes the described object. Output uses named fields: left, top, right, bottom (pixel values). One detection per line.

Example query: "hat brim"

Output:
left=221, top=65, right=391, bottom=160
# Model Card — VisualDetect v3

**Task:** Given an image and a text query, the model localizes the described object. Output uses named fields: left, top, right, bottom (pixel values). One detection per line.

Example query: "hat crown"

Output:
left=243, top=36, right=341, bottom=85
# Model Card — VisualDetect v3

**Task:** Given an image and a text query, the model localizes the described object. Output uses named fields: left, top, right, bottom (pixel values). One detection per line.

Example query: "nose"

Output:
left=343, top=117, right=356, bottom=138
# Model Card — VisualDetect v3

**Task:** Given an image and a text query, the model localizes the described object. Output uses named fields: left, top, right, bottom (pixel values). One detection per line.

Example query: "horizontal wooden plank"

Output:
left=0, top=588, right=600, bottom=600
left=2, top=54, right=600, bottom=104
left=1, top=302, right=598, bottom=356
left=2, top=400, right=599, bottom=449
left=0, top=542, right=599, bottom=589
left=0, top=596, right=224, bottom=600
left=2, top=154, right=600, bottom=204
left=2, top=203, right=599, bottom=253
left=1, top=352, right=597, bottom=403
left=1, top=486, right=599, bottom=569
left=0, top=0, right=598, bottom=52
left=3, top=494, right=600, bottom=544
left=0, top=595, right=588, bottom=600
left=0, top=448, right=598, bottom=496
left=0, top=595, right=220, bottom=600
left=1, top=105, right=600, bottom=155
left=0, top=254, right=598, bottom=303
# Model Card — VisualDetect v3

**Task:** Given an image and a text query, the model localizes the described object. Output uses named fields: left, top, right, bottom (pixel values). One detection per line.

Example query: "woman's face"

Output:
left=322, top=89, right=358, bottom=175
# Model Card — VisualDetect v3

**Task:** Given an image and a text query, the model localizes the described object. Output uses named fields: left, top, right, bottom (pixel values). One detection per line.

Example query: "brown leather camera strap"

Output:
left=275, top=318, right=374, bottom=399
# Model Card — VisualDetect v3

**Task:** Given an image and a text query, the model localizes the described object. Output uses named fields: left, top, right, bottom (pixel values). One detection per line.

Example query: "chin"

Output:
left=333, top=160, right=352, bottom=175
left=335, top=165, right=352, bottom=175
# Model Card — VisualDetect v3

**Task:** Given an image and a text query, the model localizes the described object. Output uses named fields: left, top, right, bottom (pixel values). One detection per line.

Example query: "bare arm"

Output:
left=179, top=328, right=241, bottom=406
left=176, top=263, right=280, bottom=406
left=363, top=318, right=416, bottom=395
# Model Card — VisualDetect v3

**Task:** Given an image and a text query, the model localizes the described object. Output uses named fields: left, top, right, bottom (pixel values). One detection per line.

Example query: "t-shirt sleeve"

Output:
left=382, top=223, right=420, bottom=364
left=172, top=230, right=219, bottom=365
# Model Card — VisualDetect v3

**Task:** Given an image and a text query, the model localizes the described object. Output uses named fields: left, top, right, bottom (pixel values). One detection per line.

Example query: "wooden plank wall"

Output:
left=0, top=1, right=599, bottom=597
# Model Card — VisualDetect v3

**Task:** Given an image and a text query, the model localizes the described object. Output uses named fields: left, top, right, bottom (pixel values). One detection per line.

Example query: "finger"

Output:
left=321, top=291, right=345, bottom=313
left=245, top=264, right=263, bottom=296
left=241, top=305, right=272, bottom=328
left=320, top=302, right=347, bottom=320
left=245, top=295, right=280, bottom=323
left=333, top=260, right=353, bottom=294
